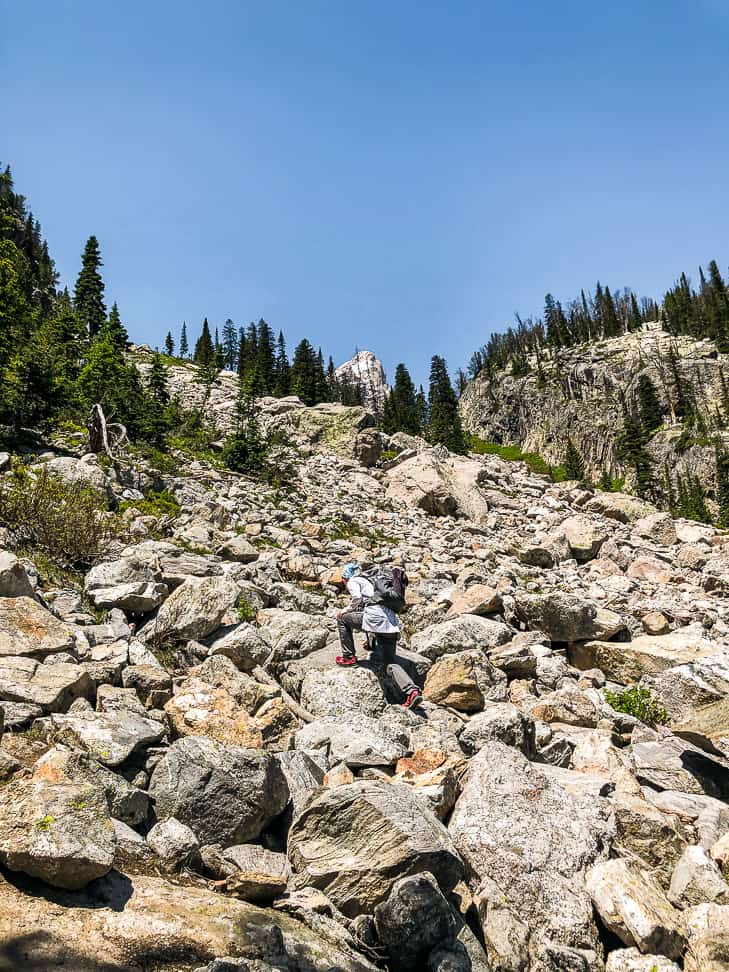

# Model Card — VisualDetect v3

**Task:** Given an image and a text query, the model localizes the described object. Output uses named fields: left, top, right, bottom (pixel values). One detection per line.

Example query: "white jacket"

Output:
left=346, top=576, right=399, bottom=635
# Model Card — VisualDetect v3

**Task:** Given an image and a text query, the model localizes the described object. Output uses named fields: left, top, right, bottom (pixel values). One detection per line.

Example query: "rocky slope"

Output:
left=459, top=322, right=729, bottom=490
left=2, top=401, right=729, bottom=970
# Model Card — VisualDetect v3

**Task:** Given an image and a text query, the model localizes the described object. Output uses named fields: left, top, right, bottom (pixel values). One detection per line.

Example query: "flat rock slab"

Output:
left=672, top=697, right=729, bottom=756
left=50, top=709, right=165, bottom=767
left=571, top=632, right=717, bottom=684
left=0, top=596, right=75, bottom=658
left=632, top=734, right=729, bottom=799
left=295, top=716, right=408, bottom=768
left=0, top=656, right=94, bottom=712
left=0, top=778, right=115, bottom=889
left=0, top=872, right=379, bottom=971
left=288, top=779, right=464, bottom=916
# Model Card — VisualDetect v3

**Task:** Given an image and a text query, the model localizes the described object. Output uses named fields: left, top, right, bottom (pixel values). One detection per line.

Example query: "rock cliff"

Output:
left=335, top=349, right=389, bottom=410
left=459, top=322, right=729, bottom=492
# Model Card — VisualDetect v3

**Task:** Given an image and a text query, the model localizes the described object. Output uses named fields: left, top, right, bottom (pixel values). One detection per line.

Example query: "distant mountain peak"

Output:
left=335, top=349, right=389, bottom=409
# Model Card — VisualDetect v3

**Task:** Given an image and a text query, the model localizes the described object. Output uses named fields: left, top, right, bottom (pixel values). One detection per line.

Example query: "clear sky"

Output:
left=3, top=1, right=729, bottom=386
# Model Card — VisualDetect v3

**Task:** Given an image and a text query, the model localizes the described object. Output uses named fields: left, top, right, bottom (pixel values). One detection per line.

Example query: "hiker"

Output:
left=335, top=562, right=422, bottom=708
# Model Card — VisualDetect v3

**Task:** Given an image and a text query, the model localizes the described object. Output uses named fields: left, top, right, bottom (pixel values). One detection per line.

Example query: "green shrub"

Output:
left=380, top=449, right=398, bottom=462
left=236, top=597, right=256, bottom=623
left=604, top=686, right=668, bottom=726
left=0, top=464, right=124, bottom=568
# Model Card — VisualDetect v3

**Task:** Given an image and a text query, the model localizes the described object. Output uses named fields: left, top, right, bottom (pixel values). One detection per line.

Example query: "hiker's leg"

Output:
left=380, top=634, right=419, bottom=698
left=337, top=611, right=363, bottom=658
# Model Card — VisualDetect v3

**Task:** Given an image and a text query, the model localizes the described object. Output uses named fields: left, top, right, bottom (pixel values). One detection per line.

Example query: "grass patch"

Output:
left=35, top=814, right=54, bottom=831
left=467, top=436, right=567, bottom=482
left=118, top=488, right=181, bottom=519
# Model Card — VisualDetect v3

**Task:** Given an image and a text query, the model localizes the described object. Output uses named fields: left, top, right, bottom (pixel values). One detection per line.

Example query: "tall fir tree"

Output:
left=290, top=339, right=319, bottom=406
left=164, top=331, right=175, bottom=356
left=179, top=321, right=189, bottom=358
left=381, top=363, right=421, bottom=435
left=74, top=235, right=107, bottom=338
left=273, top=331, right=290, bottom=396
left=426, top=356, right=466, bottom=453
left=563, top=439, right=585, bottom=480
left=716, top=447, right=729, bottom=527
left=193, top=318, right=215, bottom=367
left=255, top=319, right=276, bottom=395
left=637, top=373, right=663, bottom=436
left=221, top=318, right=238, bottom=370
left=103, top=301, right=128, bottom=352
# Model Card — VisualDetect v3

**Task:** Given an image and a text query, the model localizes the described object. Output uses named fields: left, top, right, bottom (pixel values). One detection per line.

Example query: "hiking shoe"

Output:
left=335, top=655, right=357, bottom=667
left=403, top=689, right=423, bottom=709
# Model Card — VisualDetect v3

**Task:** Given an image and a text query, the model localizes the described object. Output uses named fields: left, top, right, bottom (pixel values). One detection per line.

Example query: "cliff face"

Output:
left=459, top=322, right=728, bottom=489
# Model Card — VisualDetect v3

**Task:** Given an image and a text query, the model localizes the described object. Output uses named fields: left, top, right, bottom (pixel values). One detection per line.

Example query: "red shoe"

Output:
left=403, top=689, right=423, bottom=709
left=335, top=655, right=357, bottom=667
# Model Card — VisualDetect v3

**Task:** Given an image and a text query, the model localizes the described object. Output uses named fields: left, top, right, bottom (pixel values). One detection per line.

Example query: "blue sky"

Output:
left=3, top=1, right=729, bottom=386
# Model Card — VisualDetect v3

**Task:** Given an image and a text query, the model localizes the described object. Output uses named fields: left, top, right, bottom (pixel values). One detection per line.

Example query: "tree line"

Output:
left=0, top=163, right=467, bottom=462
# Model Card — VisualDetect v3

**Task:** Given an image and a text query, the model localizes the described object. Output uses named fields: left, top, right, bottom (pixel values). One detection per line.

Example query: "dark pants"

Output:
left=368, top=633, right=418, bottom=698
left=337, top=610, right=363, bottom=658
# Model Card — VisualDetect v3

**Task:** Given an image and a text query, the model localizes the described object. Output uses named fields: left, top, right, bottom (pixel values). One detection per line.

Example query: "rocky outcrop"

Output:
left=335, top=349, right=389, bottom=411
left=459, top=322, right=729, bottom=489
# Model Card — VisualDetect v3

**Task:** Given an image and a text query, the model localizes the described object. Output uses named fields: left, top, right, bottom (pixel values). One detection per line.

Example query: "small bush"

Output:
left=236, top=597, right=256, bottom=623
left=604, top=686, right=668, bottom=726
left=0, top=464, right=123, bottom=568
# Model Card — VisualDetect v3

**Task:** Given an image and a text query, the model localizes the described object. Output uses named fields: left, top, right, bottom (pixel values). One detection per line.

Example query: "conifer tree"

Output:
left=716, top=447, right=729, bottom=527
left=221, top=319, right=238, bottom=370
left=273, top=330, right=290, bottom=396
left=637, top=373, right=663, bottom=435
left=563, top=438, right=585, bottom=480
left=74, top=236, right=107, bottom=337
left=223, top=379, right=267, bottom=475
left=255, top=319, right=276, bottom=395
left=598, top=469, right=612, bottom=491
left=663, top=461, right=677, bottom=515
left=381, top=363, right=421, bottom=435
left=164, top=331, right=175, bottom=356
left=290, top=339, right=319, bottom=406
left=616, top=403, right=656, bottom=499
left=179, top=321, right=189, bottom=358
left=142, top=352, right=170, bottom=444
left=103, top=301, right=128, bottom=352
left=193, top=318, right=215, bottom=367
left=426, top=356, right=466, bottom=453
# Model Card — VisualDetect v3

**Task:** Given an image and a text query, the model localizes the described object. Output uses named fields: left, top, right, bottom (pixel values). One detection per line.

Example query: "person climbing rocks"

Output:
left=335, top=561, right=422, bottom=709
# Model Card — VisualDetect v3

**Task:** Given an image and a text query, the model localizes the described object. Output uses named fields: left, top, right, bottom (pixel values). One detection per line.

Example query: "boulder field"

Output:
left=2, top=412, right=729, bottom=971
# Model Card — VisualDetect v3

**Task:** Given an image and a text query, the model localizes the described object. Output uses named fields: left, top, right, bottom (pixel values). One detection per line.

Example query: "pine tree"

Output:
left=74, top=236, right=107, bottom=337
left=164, top=331, right=174, bottom=356
left=179, top=321, right=189, bottom=358
left=103, top=301, right=128, bottom=352
left=598, top=469, right=612, bottom=491
left=223, top=380, right=267, bottom=475
left=717, top=447, right=729, bottom=527
left=637, top=373, right=663, bottom=435
left=663, top=461, right=677, bottom=515
left=142, top=352, right=170, bottom=444
left=255, top=319, right=276, bottom=395
left=616, top=403, right=656, bottom=499
left=273, top=330, right=290, bottom=396
left=563, top=439, right=585, bottom=480
left=221, top=319, right=238, bottom=370
left=290, top=339, right=319, bottom=406
left=426, top=356, right=467, bottom=453
left=381, top=363, right=421, bottom=435
left=77, top=332, right=129, bottom=420
left=193, top=318, right=215, bottom=367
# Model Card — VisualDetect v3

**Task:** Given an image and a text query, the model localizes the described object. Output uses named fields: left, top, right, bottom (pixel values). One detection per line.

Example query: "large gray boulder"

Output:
left=35, top=747, right=149, bottom=826
left=410, top=615, right=513, bottom=661
left=0, top=551, right=34, bottom=597
left=586, top=858, right=686, bottom=959
left=585, top=491, right=659, bottom=523
left=288, top=780, right=464, bottom=916
left=385, top=450, right=491, bottom=521
left=84, top=556, right=168, bottom=613
left=0, top=656, right=94, bottom=712
left=50, top=708, right=165, bottom=767
left=0, top=778, right=115, bottom=889
left=373, top=872, right=459, bottom=971
left=257, top=609, right=332, bottom=660
left=142, top=575, right=240, bottom=644
left=0, top=596, right=76, bottom=658
left=554, top=514, right=609, bottom=562
left=300, top=666, right=386, bottom=720
left=514, top=590, right=624, bottom=642
left=207, top=622, right=271, bottom=672
left=148, top=736, right=289, bottom=846
left=449, top=741, right=614, bottom=963
left=632, top=733, right=729, bottom=799
left=423, top=649, right=508, bottom=712
left=459, top=702, right=535, bottom=756
left=294, top=716, right=408, bottom=768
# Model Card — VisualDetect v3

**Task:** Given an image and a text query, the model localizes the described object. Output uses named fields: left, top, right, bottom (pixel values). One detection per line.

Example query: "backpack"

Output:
left=363, top=565, right=409, bottom=614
